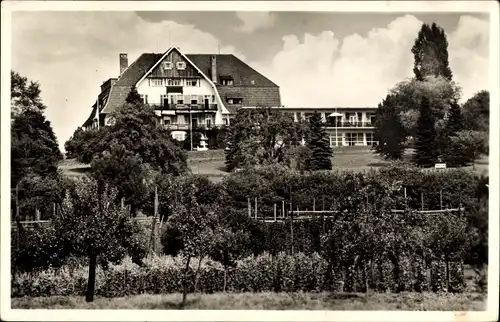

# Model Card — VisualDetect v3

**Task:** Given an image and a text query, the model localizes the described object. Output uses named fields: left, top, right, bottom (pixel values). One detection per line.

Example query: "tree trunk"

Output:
left=194, top=256, right=204, bottom=293
left=223, top=266, right=227, bottom=293
left=182, top=256, right=192, bottom=308
left=85, top=252, right=98, bottom=302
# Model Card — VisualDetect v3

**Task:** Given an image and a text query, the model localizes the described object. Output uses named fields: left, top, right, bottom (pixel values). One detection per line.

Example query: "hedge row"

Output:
left=222, top=165, right=485, bottom=215
left=12, top=253, right=465, bottom=298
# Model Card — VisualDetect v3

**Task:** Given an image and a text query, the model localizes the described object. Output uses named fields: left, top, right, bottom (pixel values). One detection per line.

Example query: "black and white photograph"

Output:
left=1, top=1, right=498, bottom=321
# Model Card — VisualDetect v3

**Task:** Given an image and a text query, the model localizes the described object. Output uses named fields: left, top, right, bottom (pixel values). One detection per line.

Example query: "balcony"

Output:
left=151, top=103, right=218, bottom=111
left=162, top=123, right=219, bottom=131
left=325, top=121, right=374, bottom=128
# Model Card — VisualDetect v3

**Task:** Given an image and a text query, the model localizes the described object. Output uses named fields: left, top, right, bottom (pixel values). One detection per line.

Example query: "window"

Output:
left=191, top=95, right=198, bottom=104
left=163, top=117, right=171, bottom=125
left=185, top=79, right=198, bottom=87
left=176, top=62, right=186, bottom=70
left=227, top=98, right=233, bottom=104
left=366, top=133, right=375, bottom=145
left=167, top=79, right=181, bottom=86
left=176, top=95, right=184, bottom=104
left=160, top=94, right=168, bottom=107
left=345, top=133, right=364, bottom=146
left=140, top=94, right=148, bottom=104
left=329, top=133, right=342, bottom=147
left=162, top=62, right=173, bottom=70
left=151, top=78, right=163, bottom=87
left=222, top=79, right=234, bottom=85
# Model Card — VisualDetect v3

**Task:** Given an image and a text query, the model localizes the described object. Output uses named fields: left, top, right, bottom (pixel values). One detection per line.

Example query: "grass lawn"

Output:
left=11, top=292, right=486, bottom=310
left=59, top=148, right=489, bottom=182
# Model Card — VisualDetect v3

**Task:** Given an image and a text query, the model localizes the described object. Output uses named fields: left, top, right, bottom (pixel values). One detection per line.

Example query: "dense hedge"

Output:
left=12, top=253, right=466, bottom=298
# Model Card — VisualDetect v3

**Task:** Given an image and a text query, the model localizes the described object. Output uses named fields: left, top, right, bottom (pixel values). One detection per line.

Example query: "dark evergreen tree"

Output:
left=125, top=86, right=143, bottom=105
left=414, top=97, right=439, bottom=167
left=306, top=112, right=332, bottom=171
left=440, top=102, right=465, bottom=166
left=411, top=22, right=453, bottom=82
left=373, top=94, right=407, bottom=160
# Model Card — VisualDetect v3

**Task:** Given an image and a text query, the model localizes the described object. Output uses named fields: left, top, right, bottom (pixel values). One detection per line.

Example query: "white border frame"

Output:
left=1, top=1, right=498, bottom=321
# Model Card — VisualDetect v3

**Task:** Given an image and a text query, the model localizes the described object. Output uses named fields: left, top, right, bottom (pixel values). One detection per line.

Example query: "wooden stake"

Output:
left=290, top=214, right=294, bottom=255
left=248, top=198, right=251, bottom=218
left=322, top=196, right=325, bottom=211
left=440, top=189, right=443, bottom=210
left=313, top=198, right=316, bottom=212
left=255, top=197, right=257, bottom=220
left=282, top=200, right=285, bottom=218
left=53, top=203, right=56, bottom=217
left=421, top=192, right=424, bottom=211
left=274, top=203, right=277, bottom=222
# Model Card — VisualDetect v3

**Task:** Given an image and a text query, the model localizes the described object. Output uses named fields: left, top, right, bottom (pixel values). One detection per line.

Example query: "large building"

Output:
left=82, top=46, right=377, bottom=149
left=82, top=47, right=281, bottom=149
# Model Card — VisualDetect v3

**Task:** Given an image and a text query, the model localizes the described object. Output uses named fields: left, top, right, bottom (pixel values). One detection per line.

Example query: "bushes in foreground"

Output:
left=12, top=253, right=466, bottom=298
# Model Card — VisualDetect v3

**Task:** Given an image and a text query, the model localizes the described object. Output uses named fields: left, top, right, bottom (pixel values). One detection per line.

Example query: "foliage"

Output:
left=182, top=131, right=202, bottom=151
left=11, top=70, right=46, bottom=118
left=411, top=23, right=453, bottom=82
left=414, top=97, right=439, bottom=167
left=125, top=86, right=143, bottom=105
left=445, top=131, right=488, bottom=167
left=55, top=176, right=142, bottom=302
left=64, top=127, right=110, bottom=164
left=11, top=109, right=63, bottom=187
left=305, top=112, right=332, bottom=170
left=224, top=107, right=304, bottom=171
left=462, top=90, right=489, bottom=133
left=90, top=144, right=150, bottom=215
left=373, top=94, right=407, bottom=160
left=12, top=252, right=468, bottom=298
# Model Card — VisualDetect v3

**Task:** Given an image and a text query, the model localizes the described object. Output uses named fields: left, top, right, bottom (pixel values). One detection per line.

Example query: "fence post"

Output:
left=255, top=197, right=257, bottom=220
left=313, top=198, right=316, bottom=212
left=421, top=191, right=424, bottom=211
left=274, top=203, right=277, bottom=222
left=282, top=200, right=285, bottom=218
left=440, top=189, right=443, bottom=210
left=248, top=198, right=251, bottom=218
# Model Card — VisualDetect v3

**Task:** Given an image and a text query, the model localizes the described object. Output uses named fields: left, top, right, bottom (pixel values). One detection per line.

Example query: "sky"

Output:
left=10, top=10, right=490, bottom=152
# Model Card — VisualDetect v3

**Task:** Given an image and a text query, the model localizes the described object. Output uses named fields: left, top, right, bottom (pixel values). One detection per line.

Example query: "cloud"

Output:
left=252, top=14, right=489, bottom=107
left=235, top=12, right=275, bottom=33
left=11, top=12, right=245, bottom=151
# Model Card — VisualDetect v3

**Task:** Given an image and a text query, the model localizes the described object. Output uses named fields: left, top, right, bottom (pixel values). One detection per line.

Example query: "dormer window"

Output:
left=226, top=97, right=242, bottom=104
left=220, top=76, right=234, bottom=86
left=176, top=62, right=186, bottom=70
left=163, top=62, right=173, bottom=70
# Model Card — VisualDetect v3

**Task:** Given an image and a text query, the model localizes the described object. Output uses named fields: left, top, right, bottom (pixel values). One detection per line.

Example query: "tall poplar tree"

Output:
left=411, top=22, right=453, bottom=81
left=373, top=94, right=407, bottom=160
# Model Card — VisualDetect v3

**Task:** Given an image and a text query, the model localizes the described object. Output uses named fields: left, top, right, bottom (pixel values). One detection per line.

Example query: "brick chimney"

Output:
left=211, top=55, right=217, bottom=83
left=119, top=53, right=128, bottom=76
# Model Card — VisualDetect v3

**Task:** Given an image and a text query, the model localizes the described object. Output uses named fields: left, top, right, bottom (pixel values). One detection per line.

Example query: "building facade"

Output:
left=242, top=106, right=378, bottom=147
left=82, top=47, right=281, bottom=150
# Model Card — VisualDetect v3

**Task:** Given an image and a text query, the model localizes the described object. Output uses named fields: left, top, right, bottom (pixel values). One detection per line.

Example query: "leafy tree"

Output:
left=306, top=112, right=332, bottom=170
left=411, top=23, right=453, bottom=81
left=225, top=107, right=302, bottom=171
left=462, top=90, right=489, bottom=133
left=165, top=184, right=218, bottom=307
left=11, top=109, right=63, bottom=186
left=414, top=97, right=439, bottom=167
left=446, top=130, right=488, bottom=167
left=373, top=94, right=407, bottom=160
left=125, top=86, right=143, bottom=105
left=11, top=70, right=46, bottom=118
left=55, top=177, right=141, bottom=302
left=90, top=144, right=150, bottom=215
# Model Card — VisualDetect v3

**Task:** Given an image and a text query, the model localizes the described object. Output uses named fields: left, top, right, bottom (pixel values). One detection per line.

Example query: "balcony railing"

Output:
left=325, top=121, right=374, bottom=128
left=163, top=123, right=219, bottom=131
left=150, top=103, right=218, bottom=111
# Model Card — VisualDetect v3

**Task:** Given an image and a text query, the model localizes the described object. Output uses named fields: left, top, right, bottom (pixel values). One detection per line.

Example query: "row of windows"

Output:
left=140, top=94, right=216, bottom=105
left=149, top=78, right=200, bottom=87
left=329, top=133, right=376, bottom=146
left=161, top=61, right=186, bottom=70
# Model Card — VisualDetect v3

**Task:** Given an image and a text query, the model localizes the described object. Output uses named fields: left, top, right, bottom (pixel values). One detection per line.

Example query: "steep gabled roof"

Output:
left=98, top=50, right=281, bottom=116
left=186, top=54, right=278, bottom=87
left=100, top=53, right=162, bottom=114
